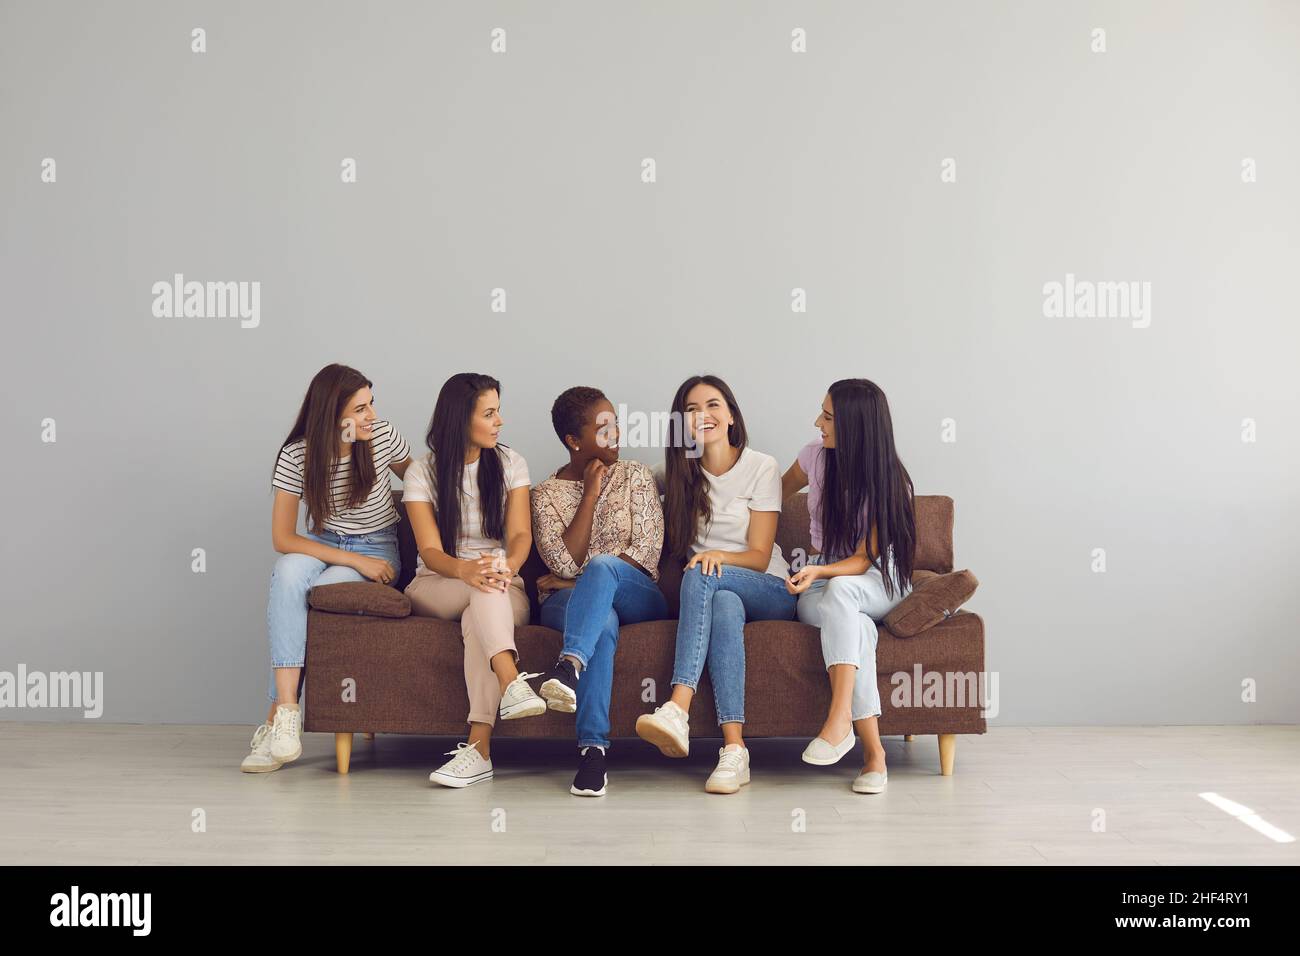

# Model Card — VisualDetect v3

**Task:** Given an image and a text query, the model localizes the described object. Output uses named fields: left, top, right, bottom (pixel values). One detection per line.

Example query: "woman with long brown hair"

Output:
left=402, top=373, right=541, bottom=788
left=782, top=379, right=916, bottom=794
left=241, top=364, right=412, bottom=773
left=634, top=374, right=796, bottom=793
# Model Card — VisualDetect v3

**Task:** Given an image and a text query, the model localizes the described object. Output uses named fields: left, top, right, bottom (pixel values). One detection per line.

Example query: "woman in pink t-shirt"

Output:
left=781, top=379, right=917, bottom=794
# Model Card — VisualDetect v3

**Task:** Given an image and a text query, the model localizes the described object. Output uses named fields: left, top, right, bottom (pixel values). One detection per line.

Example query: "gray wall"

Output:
left=3, top=1, right=1298, bottom=726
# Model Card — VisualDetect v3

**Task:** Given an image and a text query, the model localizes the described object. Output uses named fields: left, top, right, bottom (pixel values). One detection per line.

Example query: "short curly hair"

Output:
left=550, top=386, right=607, bottom=446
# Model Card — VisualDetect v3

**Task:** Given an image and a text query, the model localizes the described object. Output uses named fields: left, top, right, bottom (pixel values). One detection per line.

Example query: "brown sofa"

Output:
left=304, top=491, right=986, bottom=774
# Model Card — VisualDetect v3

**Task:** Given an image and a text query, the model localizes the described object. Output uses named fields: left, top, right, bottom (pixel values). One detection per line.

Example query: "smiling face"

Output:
left=340, top=386, right=377, bottom=445
left=684, top=383, right=733, bottom=447
left=468, top=388, right=503, bottom=450
left=581, top=398, right=621, bottom=464
left=814, top=393, right=836, bottom=449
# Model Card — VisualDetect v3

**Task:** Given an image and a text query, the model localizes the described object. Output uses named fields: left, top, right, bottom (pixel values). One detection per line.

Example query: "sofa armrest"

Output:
left=309, top=582, right=411, bottom=618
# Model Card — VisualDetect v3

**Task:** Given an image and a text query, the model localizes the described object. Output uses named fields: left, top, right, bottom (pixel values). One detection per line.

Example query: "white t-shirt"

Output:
left=402, top=445, right=530, bottom=573
left=271, top=420, right=410, bottom=535
left=692, top=446, right=787, bottom=577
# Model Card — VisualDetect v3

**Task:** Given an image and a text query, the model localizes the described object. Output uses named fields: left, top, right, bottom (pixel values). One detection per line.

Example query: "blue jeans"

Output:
left=671, top=564, right=797, bottom=725
left=539, top=554, right=668, bottom=748
left=266, top=526, right=401, bottom=702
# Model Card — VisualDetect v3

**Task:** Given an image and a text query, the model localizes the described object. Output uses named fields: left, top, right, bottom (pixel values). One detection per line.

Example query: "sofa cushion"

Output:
left=309, top=581, right=412, bottom=618
left=885, top=569, right=978, bottom=637
left=914, top=496, right=954, bottom=573
left=776, top=494, right=813, bottom=561
left=780, top=493, right=954, bottom=573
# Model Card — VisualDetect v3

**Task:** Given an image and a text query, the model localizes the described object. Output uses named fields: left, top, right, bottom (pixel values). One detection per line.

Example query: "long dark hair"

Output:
left=663, top=374, right=748, bottom=559
left=425, top=373, right=506, bottom=559
left=817, top=378, right=915, bottom=598
left=276, top=363, right=376, bottom=532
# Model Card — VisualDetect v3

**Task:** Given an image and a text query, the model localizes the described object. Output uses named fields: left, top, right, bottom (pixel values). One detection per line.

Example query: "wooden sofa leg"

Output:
left=363, top=732, right=375, bottom=741
left=336, top=733, right=353, bottom=774
left=904, top=735, right=914, bottom=741
left=937, top=734, right=956, bottom=776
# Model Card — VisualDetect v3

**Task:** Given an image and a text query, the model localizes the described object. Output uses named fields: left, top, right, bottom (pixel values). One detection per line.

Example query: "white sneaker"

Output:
left=852, top=769, right=888, bottom=794
left=498, top=672, right=547, bottom=720
left=801, top=729, right=856, bottom=766
left=430, top=741, right=494, bottom=788
left=705, top=744, right=750, bottom=794
left=635, top=700, right=690, bottom=758
left=239, top=723, right=283, bottom=773
left=269, top=703, right=303, bottom=762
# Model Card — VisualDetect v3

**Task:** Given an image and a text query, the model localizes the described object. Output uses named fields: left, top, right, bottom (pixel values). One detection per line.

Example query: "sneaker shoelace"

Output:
left=660, top=705, right=685, bottom=730
left=273, top=708, right=300, bottom=739
left=250, top=724, right=272, bottom=750
left=715, top=749, right=745, bottom=774
left=507, top=672, right=543, bottom=698
left=441, top=742, right=482, bottom=773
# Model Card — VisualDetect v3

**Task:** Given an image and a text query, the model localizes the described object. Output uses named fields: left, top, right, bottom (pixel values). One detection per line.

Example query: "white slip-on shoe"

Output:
left=801, top=730, right=856, bottom=766
left=705, top=744, right=751, bottom=794
left=269, top=703, right=303, bottom=762
left=852, top=769, right=888, bottom=794
left=498, top=672, right=547, bottom=720
left=430, top=741, right=494, bottom=788
left=240, top=723, right=284, bottom=773
left=635, top=701, right=690, bottom=758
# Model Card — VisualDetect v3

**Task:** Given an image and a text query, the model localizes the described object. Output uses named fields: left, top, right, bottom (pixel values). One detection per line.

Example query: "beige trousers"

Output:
left=405, top=571, right=530, bottom=725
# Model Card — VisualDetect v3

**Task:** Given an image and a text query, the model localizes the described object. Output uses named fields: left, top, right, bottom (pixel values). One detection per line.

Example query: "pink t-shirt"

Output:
left=797, top=437, right=871, bottom=558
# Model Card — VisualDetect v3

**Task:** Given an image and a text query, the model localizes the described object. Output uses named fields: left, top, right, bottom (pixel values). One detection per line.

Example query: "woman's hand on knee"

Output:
left=685, top=550, right=726, bottom=577
left=458, top=556, right=510, bottom=594
left=786, top=563, right=822, bottom=595
left=352, top=555, right=396, bottom=584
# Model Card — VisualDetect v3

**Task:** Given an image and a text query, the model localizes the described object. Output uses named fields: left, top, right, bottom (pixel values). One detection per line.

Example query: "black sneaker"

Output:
left=538, top=657, right=579, bottom=713
left=570, top=745, right=607, bottom=797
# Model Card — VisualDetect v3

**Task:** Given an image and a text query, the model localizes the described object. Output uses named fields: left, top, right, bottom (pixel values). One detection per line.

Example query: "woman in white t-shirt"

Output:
left=402, top=373, right=544, bottom=788
left=241, top=364, right=412, bottom=775
left=634, top=374, right=797, bottom=794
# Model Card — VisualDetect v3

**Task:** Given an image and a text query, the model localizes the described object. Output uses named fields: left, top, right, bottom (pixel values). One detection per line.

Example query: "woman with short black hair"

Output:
left=530, top=386, right=667, bottom=797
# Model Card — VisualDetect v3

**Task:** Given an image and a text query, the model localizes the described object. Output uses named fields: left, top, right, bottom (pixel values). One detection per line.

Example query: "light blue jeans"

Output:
left=266, top=526, right=401, bottom=702
left=671, top=564, right=797, bottom=725
left=795, top=552, right=911, bottom=720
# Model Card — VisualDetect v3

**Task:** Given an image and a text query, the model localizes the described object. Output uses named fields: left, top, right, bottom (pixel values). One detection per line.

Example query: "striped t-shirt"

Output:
left=272, top=420, right=411, bottom=535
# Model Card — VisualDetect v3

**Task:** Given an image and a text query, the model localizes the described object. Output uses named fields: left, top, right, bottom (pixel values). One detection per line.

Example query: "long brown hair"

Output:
left=663, top=374, right=748, bottom=558
left=276, top=364, right=377, bottom=532
left=425, top=373, right=507, bottom=559
left=818, top=378, right=916, bottom=598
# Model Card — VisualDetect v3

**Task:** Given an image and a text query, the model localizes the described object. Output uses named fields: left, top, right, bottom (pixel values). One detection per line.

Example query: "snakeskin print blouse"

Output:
left=529, top=459, right=665, bottom=603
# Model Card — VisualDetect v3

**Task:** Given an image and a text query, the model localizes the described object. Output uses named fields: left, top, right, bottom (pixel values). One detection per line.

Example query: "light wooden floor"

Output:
left=2, top=723, right=1297, bottom=865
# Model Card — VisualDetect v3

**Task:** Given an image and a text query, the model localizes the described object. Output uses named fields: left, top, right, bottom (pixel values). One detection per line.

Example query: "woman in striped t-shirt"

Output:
left=240, top=363, right=412, bottom=774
